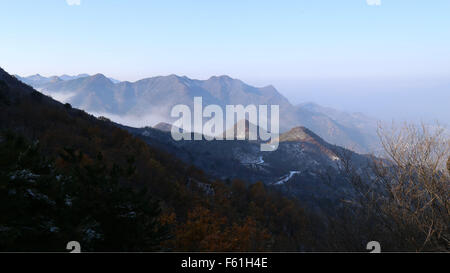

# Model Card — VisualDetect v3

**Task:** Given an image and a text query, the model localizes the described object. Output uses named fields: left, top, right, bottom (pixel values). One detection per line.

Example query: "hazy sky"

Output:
left=1, top=0, right=449, bottom=122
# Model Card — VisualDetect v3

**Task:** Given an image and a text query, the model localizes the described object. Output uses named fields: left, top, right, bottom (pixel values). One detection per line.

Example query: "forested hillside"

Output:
left=3, top=67, right=448, bottom=252
left=0, top=67, right=319, bottom=252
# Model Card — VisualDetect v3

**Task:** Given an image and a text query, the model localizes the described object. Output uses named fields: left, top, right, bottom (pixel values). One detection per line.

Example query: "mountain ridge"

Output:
left=17, top=72, right=380, bottom=153
left=15, top=73, right=120, bottom=88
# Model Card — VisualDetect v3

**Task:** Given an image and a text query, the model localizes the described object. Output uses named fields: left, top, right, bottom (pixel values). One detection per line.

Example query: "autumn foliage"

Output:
left=0, top=77, right=315, bottom=252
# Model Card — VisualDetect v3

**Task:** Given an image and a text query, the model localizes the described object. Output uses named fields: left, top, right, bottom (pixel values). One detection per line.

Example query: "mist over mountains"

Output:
left=16, top=73, right=380, bottom=153
left=279, top=77, right=450, bottom=126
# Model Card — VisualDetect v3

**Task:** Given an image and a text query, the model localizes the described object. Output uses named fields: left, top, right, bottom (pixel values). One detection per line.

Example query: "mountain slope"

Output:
left=297, top=102, right=379, bottom=151
left=1, top=67, right=319, bottom=251
left=123, top=120, right=372, bottom=214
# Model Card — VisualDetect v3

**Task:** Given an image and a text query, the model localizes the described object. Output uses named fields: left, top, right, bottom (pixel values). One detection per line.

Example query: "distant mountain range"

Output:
left=14, top=73, right=121, bottom=89
left=15, top=73, right=380, bottom=153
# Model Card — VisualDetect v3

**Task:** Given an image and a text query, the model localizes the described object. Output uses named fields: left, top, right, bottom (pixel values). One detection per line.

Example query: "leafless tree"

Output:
left=332, top=122, right=449, bottom=252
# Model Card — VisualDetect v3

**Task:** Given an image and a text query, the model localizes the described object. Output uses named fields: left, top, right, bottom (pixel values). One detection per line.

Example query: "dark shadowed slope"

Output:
left=1, top=67, right=324, bottom=252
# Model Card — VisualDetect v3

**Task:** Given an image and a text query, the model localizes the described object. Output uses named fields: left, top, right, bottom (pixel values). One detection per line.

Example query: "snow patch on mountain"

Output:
left=274, top=171, right=301, bottom=185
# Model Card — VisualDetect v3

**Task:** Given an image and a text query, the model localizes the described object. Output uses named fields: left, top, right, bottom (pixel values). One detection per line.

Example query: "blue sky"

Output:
left=1, top=0, right=449, bottom=122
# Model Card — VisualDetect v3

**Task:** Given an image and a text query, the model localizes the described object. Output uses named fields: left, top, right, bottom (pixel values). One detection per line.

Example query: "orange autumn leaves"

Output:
left=164, top=207, right=270, bottom=252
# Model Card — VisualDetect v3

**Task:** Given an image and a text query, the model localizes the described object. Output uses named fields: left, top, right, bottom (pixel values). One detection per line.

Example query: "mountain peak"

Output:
left=59, top=74, right=91, bottom=81
left=208, top=75, right=234, bottom=81
left=92, top=73, right=107, bottom=79
left=49, top=76, right=62, bottom=83
left=153, top=122, right=174, bottom=132
left=277, top=126, right=324, bottom=144
left=167, top=74, right=181, bottom=79
left=275, top=126, right=340, bottom=161
left=222, top=119, right=263, bottom=141
left=88, top=73, right=114, bottom=85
